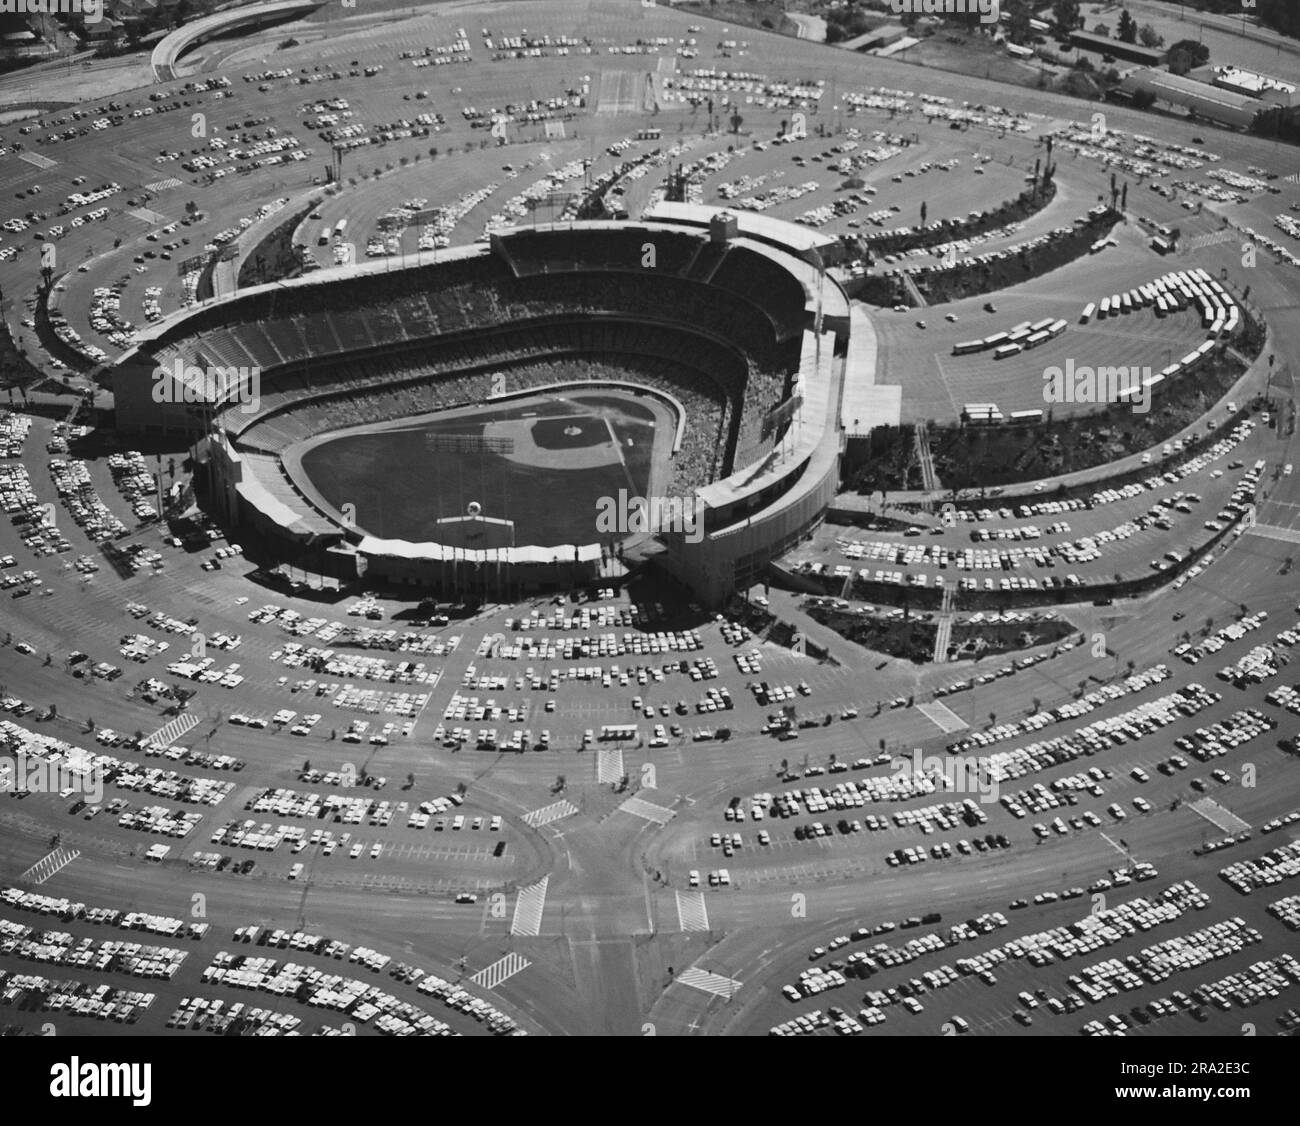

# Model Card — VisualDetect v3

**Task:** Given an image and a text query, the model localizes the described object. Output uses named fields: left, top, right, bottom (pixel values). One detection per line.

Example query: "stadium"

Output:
left=114, top=213, right=854, bottom=605
left=1, top=0, right=1299, bottom=1061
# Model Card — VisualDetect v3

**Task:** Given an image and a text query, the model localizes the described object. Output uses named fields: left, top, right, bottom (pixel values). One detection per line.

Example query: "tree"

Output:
left=553, top=775, right=566, bottom=793
left=1052, top=0, right=1081, bottom=32
left=1167, top=39, right=1208, bottom=76
left=455, top=781, right=467, bottom=796
left=1117, top=8, right=1137, bottom=44
left=729, top=112, right=743, bottom=135
left=1092, top=23, right=1110, bottom=37
left=1137, top=25, right=1163, bottom=49
left=1006, top=0, right=1032, bottom=45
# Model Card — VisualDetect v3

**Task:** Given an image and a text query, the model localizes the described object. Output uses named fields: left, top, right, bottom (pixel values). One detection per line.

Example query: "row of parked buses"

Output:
left=962, top=402, right=1049, bottom=425
left=1079, top=268, right=1241, bottom=340
left=951, top=316, right=1068, bottom=359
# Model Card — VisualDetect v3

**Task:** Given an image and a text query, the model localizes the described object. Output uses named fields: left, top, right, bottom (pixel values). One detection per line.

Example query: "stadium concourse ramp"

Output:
left=151, top=0, right=325, bottom=82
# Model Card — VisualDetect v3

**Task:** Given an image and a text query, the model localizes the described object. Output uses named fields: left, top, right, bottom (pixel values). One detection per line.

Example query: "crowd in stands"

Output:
left=237, top=344, right=732, bottom=497
left=159, top=242, right=804, bottom=503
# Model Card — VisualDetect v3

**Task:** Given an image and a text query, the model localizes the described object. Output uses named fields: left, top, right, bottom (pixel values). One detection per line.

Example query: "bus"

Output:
left=993, top=343, right=1022, bottom=360
left=332, top=218, right=348, bottom=240
left=982, top=332, right=1010, bottom=350
left=1029, top=318, right=1054, bottom=334
left=318, top=223, right=335, bottom=246
left=1048, top=319, right=1068, bottom=338
left=1023, top=330, right=1051, bottom=350
left=1154, top=296, right=1167, bottom=318
left=1082, top=301, right=1097, bottom=323
left=599, top=724, right=638, bottom=742
left=1009, top=408, right=1044, bottom=423
left=1121, top=293, right=1133, bottom=314
left=1097, top=298, right=1109, bottom=319
left=952, top=339, right=987, bottom=356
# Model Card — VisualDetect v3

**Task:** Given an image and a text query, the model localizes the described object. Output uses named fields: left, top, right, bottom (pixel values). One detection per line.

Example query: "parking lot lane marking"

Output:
left=145, top=713, right=199, bottom=748
left=1188, top=797, right=1251, bottom=834
left=469, top=952, right=531, bottom=990
left=916, top=700, right=968, bottom=734
left=510, top=875, right=549, bottom=936
left=21, top=846, right=80, bottom=885
left=596, top=745, right=624, bottom=785
left=675, top=890, right=709, bottom=932
left=676, top=966, right=741, bottom=998
left=522, top=799, right=579, bottom=828
left=616, top=795, right=675, bottom=824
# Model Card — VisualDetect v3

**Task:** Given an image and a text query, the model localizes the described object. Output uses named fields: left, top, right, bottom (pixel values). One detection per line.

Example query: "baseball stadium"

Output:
left=0, top=0, right=1298, bottom=1057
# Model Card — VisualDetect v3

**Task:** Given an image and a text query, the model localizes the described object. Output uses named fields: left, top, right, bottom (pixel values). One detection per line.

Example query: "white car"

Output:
left=287, top=863, right=304, bottom=880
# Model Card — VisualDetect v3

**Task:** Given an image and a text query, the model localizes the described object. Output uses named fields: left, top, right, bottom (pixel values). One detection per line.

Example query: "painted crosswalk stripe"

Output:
left=145, top=177, right=183, bottom=192
left=596, top=746, right=624, bottom=785
left=1247, top=523, right=1300, bottom=545
left=675, top=890, right=709, bottom=932
left=677, top=966, right=741, bottom=998
left=146, top=713, right=199, bottom=748
left=19, top=153, right=56, bottom=169
left=1189, top=798, right=1251, bottom=834
left=917, top=700, right=967, bottom=734
left=469, top=952, right=531, bottom=989
left=510, top=876, right=549, bottom=936
left=21, top=847, right=80, bottom=885
left=617, top=795, right=674, bottom=824
left=522, top=799, right=578, bottom=828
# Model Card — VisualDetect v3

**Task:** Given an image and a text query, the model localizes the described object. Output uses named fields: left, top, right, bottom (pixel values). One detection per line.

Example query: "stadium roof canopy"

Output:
left=643, top=201, right=840, bottom=257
